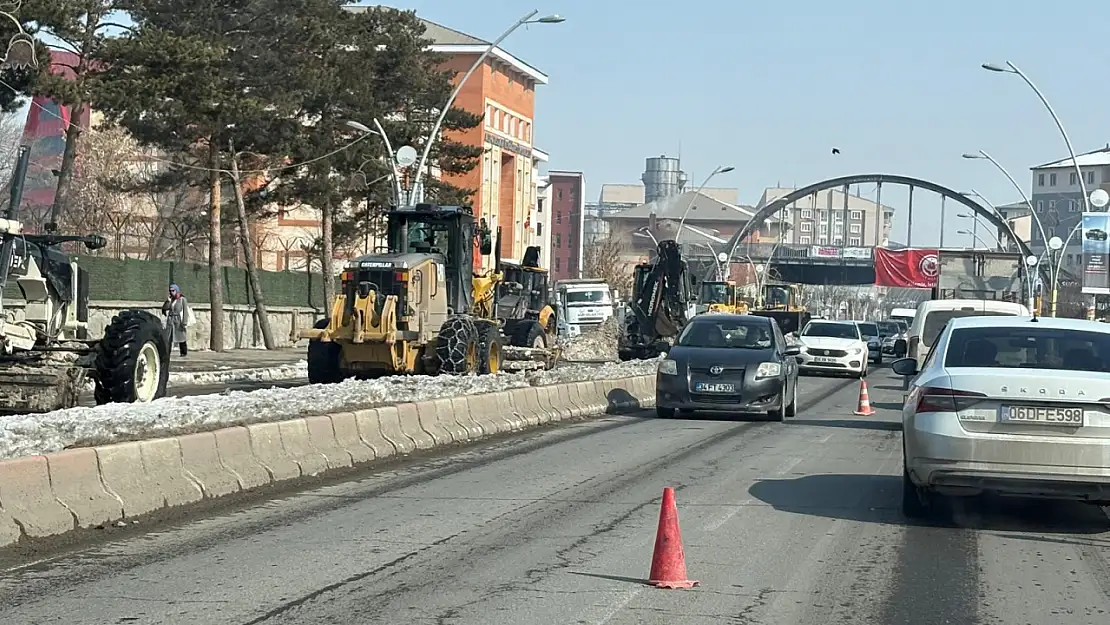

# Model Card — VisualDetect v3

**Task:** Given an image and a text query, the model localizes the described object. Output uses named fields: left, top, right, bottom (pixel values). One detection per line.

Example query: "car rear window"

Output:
left=876, top=321, right=899, bottom=335
left=944, top=326, right=1110, bottom=371
left=922, top=309, right=1019, bottom=346
left=857, top=323, right=878, bottom=336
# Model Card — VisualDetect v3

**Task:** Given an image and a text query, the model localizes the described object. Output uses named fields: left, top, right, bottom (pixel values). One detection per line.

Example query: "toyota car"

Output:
left=795, top=320, right=869, bottom=378
left=655, top=314, right=800, bottom=421
left=893, top=315, right=1110, bottom=519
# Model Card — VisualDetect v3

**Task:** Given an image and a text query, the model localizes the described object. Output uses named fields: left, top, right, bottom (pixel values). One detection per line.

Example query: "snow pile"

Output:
left=558, top=317, right=620, bottom=362
left=166, top=360, right=309, bottom=386
left=0, top=358, right=658, bottom=460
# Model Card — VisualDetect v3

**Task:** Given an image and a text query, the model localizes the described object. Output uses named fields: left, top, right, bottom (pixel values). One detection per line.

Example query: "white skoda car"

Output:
left=795, top=320, right=869, bottom=378
left=894, top=315, right=1110, bottom=519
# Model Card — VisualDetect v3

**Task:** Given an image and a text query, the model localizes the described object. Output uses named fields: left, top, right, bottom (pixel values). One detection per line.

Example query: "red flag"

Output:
left=874, top=248, right=940, bottom=288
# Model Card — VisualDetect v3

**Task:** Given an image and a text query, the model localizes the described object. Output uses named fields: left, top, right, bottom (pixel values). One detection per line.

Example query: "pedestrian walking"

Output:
left=162, top=283, right=191, bottom=356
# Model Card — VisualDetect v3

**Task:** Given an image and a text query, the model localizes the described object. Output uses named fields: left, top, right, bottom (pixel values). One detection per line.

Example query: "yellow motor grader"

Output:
left=300, top=203, right=557, bottom=381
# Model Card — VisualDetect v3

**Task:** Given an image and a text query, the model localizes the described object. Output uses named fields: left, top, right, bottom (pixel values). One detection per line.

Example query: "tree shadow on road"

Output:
left=789, top=418, right=902, bottom=432
left=748, top=473, right=1110, bottom=534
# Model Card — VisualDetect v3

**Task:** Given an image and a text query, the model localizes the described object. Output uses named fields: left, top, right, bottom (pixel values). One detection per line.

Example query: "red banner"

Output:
left=874, top=248, right=940, bottom=288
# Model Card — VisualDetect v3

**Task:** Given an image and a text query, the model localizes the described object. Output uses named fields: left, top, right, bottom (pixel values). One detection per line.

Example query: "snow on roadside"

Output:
left=0, top=358, right=659, bottom=460
left=558, top=317, right=619, bottom=362
left=166, top=361, right=308, bottom=386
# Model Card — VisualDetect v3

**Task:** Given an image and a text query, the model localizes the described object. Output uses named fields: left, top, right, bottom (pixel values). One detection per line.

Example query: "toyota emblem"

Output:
left=709, top=366, right=724, bottom=375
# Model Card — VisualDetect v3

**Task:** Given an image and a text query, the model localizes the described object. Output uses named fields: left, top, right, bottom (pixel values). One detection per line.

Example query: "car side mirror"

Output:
left=784, top=345, right=801, bottom=356
left=891, top=357, right=918, bottom=377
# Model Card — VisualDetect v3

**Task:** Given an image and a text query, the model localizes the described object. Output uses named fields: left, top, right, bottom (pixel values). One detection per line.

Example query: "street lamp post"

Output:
left=983, top=61, right=1090, bottom=316
left=961, top=151, right=1048, bottom=246
left=408, top=10, right=565, bottom=205
left=346, top=119, right=404, bottom=207
left=674, top=165, right=735, bottom=242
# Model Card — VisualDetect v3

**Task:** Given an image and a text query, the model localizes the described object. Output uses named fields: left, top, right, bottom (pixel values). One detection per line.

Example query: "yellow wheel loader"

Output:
left=300, top=203, right=553, bottom=381
left=695, top=280, right=749, bottom=315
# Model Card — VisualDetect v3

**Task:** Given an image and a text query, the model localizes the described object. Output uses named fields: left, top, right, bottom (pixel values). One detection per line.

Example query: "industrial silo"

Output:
left=641, top=155, right=686, bottom=203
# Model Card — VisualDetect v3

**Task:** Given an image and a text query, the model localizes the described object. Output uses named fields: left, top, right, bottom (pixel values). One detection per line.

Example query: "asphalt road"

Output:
left=4, top=368, right=1110, bottom=624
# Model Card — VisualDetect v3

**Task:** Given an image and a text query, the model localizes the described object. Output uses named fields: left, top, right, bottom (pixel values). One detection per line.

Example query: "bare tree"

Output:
left=582, top=235, right=634, bottom=296
left=0, top=113, right=24, bottom=182
left=228, top=150, right=276, bottom=349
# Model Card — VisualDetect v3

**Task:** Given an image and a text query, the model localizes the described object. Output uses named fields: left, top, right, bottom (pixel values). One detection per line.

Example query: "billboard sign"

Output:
left=1082, top=212, right=1110, bottom=295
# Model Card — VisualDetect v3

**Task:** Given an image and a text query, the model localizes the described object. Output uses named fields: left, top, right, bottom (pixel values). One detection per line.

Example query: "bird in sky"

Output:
left=831, top=148, right=840, bottom=155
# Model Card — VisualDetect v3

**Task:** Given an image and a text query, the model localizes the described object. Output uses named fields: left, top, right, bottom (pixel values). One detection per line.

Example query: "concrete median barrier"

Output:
left=0, top=374, right=653, bottom=548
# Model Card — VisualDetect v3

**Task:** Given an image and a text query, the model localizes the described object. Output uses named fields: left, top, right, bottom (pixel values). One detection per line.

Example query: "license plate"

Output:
left=695, top=382, right=735, bottom=393
left=813, top=356, right=837, bottom=363
left=1000, top=405, right=1084, bottom=426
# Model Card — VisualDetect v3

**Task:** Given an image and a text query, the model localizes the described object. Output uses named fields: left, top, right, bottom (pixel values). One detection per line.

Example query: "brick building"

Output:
left=547, top=171, right=585, bottom=280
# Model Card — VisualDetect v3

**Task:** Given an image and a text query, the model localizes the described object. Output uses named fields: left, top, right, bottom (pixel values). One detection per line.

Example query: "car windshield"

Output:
left=801, top=322, right=859, bottom=340
left=677, top=320, right=773, bottom=349
left=876, top=321, right=899, bottom=336
left=944, top=326, right=1110, bottom=371
left=857, top=322, right=879, bottom=337
left=923, top=310, right=1019, bottom=346
left=565, top=290, right=611, bottom=305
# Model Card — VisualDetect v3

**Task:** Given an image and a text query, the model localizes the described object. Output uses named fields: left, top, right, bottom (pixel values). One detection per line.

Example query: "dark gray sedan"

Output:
left=656, top=314, right=801, bottom=421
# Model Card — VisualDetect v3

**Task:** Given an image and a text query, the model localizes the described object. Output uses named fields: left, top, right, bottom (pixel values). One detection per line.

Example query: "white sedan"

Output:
left=893, top=315, right=1110, bottom=519
left=794, top=320, right=869, bottom=378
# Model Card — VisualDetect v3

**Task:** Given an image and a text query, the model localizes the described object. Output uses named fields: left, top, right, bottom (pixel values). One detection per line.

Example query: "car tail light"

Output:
left=915, top=386, right=987, bottom=414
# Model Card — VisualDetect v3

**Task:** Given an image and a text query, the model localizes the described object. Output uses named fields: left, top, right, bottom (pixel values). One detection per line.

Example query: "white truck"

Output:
left=554, top=279, right=614, bottom=338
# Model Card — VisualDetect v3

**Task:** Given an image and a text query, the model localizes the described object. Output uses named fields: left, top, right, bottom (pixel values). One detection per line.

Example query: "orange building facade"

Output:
left=425, top=22, right=549, bottom=272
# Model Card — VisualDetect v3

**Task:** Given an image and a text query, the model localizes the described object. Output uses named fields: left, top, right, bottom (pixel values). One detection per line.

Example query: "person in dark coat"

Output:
left=162, top=283, right=191, bottom=356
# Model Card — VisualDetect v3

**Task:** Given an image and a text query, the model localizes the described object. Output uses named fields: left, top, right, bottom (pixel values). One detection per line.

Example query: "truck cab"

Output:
left=554, top=279, right=614, bottom=337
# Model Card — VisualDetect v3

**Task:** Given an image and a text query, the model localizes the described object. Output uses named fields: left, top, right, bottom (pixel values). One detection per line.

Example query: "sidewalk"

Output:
left=166, top=347, right=307, bottom=386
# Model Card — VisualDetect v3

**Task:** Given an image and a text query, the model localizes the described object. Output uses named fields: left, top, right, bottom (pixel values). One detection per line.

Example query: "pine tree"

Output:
left=92, top=0, right=303, bottom=350
left=266, top=4, right=481, bottom=306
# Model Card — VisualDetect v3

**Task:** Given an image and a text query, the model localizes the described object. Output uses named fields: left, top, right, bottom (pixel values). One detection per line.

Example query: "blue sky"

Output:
left=363, top=0, right=1110, bottom=248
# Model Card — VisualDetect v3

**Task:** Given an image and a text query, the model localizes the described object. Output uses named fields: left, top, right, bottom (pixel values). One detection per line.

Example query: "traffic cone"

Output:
left=647, top=487, right=699, bottom=589
left=853, top=380, right=876, bottom=416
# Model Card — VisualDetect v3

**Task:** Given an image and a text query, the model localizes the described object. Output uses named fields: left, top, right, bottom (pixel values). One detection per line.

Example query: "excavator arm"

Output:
left=620, top=240, right=692, bottom=360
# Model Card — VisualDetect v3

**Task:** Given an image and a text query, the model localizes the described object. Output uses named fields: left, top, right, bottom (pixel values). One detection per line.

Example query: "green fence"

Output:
left=4, top=256, right=327, bottom=308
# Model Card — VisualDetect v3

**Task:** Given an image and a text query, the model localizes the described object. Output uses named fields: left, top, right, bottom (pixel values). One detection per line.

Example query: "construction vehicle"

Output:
left=695, top=280, right=749, bottom=315
left=618, top=240, right=696, bottom=361
left=497, top=247, right=557, bottom=348
left=748, top=282, right=811, bottom=336
left=302, top=203, right=557, bottom=381
left=553, top=278, right=614, bottom=338
left=0, top=146, right=170, bottom=414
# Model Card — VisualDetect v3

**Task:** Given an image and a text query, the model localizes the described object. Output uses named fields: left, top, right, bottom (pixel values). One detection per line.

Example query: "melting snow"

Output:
left=0, top=358, right=658, bottom=460
left=558, top=318, right=620, bottom=362
left=166, top=361, right=309, bottom=386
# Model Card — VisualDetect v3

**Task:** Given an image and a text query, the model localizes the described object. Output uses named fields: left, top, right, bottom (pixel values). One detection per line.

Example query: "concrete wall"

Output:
left=7, top=300, right=317, bottom=351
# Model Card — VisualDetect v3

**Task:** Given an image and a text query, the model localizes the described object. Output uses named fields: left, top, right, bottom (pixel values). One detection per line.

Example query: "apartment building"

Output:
left=754, top=187, right=894, bottom=247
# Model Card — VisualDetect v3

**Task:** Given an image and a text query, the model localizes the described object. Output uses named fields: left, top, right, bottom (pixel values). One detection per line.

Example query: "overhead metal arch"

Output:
left=724, top=174, right=1037, bottom=263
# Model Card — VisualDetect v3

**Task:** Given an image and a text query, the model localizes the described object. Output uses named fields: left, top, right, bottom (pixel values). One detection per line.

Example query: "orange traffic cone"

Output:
left=853, top=380, right=876, bottom=416
left=647, top=487, right=698, bottom=589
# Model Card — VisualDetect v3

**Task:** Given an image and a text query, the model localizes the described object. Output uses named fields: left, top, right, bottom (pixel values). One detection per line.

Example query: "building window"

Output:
left=833, top=212, right=843, bottom=222
left=818, top=236, right=828, bottom=244
left=555, top=233, right=561, bottom=248
left=818, top=224, right=828, bottom=234
left=819, top=211, right=828, bottom=222
left=1071, top=199, right=1081, bottom=212
left=1071, top=172, right=1078, bottom=185
left=833, top=237, right=843, bottom=245
left=848, top=236, right=862, bottom=246
left=834, top=223, right=843, bottom=233
left=849, top=210, right=863, bottom=220
left=1050, top=173, right=1057, bottom=185
left=849, top=223, right=861, bottom=234
left=537, top=222, right=543, bottom=236
left=1038, top=173, right=1045, bottom=186
left=556, top=211, right=562, bottom=224
left=1049, top=200, right=1056, bottom=210
left=800, top=209, right=812, bottom=219
left=1088, top=170, right=1096, bottom=184
left=1037, top=200, right=1043, bottom=211
left=557, top=189, right=563, bottom=201
left=554, top=257, right=560, bottom=271
left=800, top=222, right=812, bottom=232
left=799, top=236, right=812, bottom=244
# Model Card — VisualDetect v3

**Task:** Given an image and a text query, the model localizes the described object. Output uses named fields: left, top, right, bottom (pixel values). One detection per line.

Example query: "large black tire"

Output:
left=476, top=322, right=503, bottom=374
left=510, top=319, right=546, bottom=349
left=307, top=318, right=345, bottom=384
left=94, top=310, right=170, bottom=405
left=436, top=315, right=479, bottom=375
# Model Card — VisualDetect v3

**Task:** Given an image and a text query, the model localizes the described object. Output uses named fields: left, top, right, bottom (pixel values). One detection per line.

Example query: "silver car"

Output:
left=892, top=315, right=1110, bottom=519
